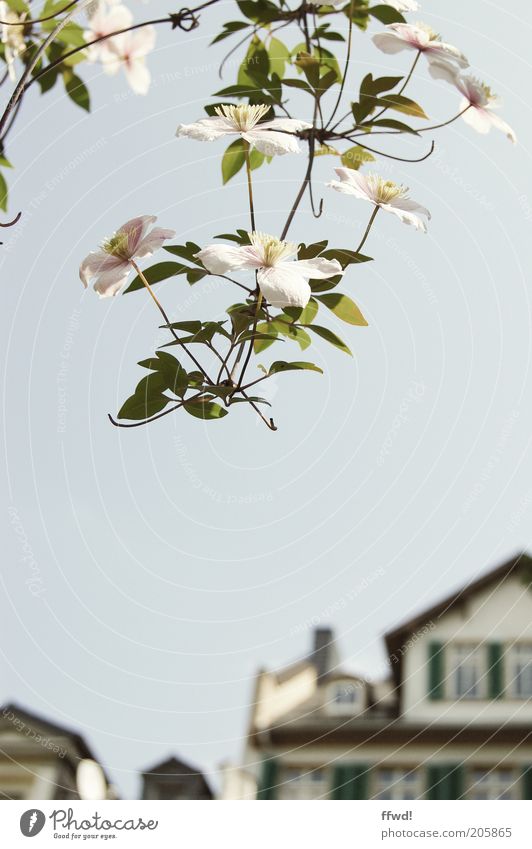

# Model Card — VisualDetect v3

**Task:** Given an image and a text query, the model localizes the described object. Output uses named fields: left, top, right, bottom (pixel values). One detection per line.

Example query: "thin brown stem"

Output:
left=325, top=0, right=354, bottom=130
left=130, top=260, right=212, bottom=383
left=244, top=144, right=256, bottom=232
left=355, top=205, right=379, bottom=255
left=0, top=0, right=80, bottom=25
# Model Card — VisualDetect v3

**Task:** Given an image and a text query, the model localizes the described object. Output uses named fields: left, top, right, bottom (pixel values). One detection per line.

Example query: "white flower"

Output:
left=84, top=1, right=133, bottom=64
left=429, top=61, right=516, bottom=143
left=80, top=215, right=175, bottom=297
left=381, top=0, right=420, bottom=10
left=195, top=232, right=343, bottom=308
left=101, top=26, right=155, bottom=95
left=328, top=168, right=430, bottom=232
left=373, top=22, right=468, bottom=71
left=176, top=104, right=312, bottom=156
left=0, top=1, right=27, bottom=81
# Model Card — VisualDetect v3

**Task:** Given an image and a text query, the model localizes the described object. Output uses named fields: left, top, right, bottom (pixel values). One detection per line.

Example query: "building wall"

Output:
left=402, top=576, right=532, bottom=724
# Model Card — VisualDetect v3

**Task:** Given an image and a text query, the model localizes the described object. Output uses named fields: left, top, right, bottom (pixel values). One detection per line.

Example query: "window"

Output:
left=327, top=681, right=362, bottom=714
left=508, top=645, right=532, bottom=698
left=467, top=768, right=519, bottom=800
left=279, top=767, right=327, bottom=800
left=372, top=768, right=423, bottom=801
left=450, top=645, right=485, bottom=699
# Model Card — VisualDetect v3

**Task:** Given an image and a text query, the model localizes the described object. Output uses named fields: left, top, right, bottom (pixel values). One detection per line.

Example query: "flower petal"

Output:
left=136, top=227, right=176, bottom=258
left=79, top=250, right=124, bottom=287
left=258, top=265, right=311, bottom=308
left=124, top=58, right=151, bottom=95
left=260, top=118, right=313, bottom=133
left=195, top=244, right=260, bottom=274
left=93, top=265, right=132, bottom=298
left=461, top=102, right=494, bottom=134
left=292, top=257, right=343, bottom=280
left=328, top=168, right=373, bottom=202
left=381, top=199, right=429, bottom=232
left=428, top=58, right=460, bottom=85
left=243, top=128, right=302, bottom=155
left=176, top=116, right=235, bottom=142
left=487, top=111, right=516, bottom=143
left=372, top=31, right=414, bottom=55
left=427, top=42, right=469, bottom=69
left=117, top=215, right=157, bottom=255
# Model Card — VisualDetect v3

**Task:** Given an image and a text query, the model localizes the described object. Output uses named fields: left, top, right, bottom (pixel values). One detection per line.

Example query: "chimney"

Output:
left=311, top=627, right=337, bottom=681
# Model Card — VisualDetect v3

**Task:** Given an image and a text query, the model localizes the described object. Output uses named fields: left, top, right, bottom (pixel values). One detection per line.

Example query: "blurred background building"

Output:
left=223, top=553, right=532, bottom=800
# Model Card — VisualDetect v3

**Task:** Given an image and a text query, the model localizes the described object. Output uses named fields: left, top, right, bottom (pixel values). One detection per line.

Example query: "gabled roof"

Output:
left=385, top=552, right=532, bottom=684
left=141, top=755, right=207, bottom=778
left=0, top=702, right=101, bottom=764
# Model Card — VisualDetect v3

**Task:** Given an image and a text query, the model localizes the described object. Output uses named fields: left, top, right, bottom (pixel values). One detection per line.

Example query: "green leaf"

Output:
left=268, top=37, right=290, bottom=77
left=320, top=248, right=372, bottom=267
left=366, top=118, right=419, bottom=134
left=295, top=52, right=321, bottom=88
left=155, top=351, right=188, bottom=397
left=304, top=324, right=352, bottom=355
left=268, top=360, right=323, bottom=375
left=184, top=397, right=228, bottom=420
left=118, top=373, right=171, bottom=420
left=210, top=20, right=250, bottom=44
left=272, top=320, right=311, bottom=350
left=123, top=262, right=188, bottom=294
left=378, top=94, right=428, bottom=119
left=0, top=171, right=7, bottom=212
left=298, top=240, right=328, bottom=260
left=63, top=70, right=90, bottom=111
left=163, top=242, right=202, bottom=263
left=164, top=320, right=203, bottom=334
left=315, top=293, right=367, bottom=326
left=340, top=145, right=375, bottom=170
left=222, top=138, right=246, bottom=184
left=283, top=298, right=319, bottom=326
left=254, top=322, right=278, bottom=353
left=368, top=4, right=405, bottom=24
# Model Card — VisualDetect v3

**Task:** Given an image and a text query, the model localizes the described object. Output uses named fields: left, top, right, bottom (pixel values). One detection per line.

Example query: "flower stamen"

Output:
left=215, top=103, right=271, bottom=132
left=248, top=231, right=297, bottom=266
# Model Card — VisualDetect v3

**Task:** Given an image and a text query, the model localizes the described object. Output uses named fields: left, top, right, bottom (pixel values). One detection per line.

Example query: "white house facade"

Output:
left=224, top=554, right=532, bottom=801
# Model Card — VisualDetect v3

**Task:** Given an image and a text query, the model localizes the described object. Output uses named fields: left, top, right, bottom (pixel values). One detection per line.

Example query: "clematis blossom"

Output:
left=80, top=216, right=175, bottom=298
left=195, top=232, right=344, bottom=308
left=373, top=22, right=468, bottom=71
left=0, top=1, right=27, bottom=81
left=328, top=168, right=430, bottom=232
left=176, top=104, right=312, bottom=156
left=101, top=26, right=155, bottom=94
left=429, top=61, right=516, bottom=143
left=84, top=1, right=133, bottom=64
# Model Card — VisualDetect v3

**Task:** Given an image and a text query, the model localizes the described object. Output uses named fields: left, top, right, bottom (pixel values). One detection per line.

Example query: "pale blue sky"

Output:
left=1, top=0, right=531, bottom=798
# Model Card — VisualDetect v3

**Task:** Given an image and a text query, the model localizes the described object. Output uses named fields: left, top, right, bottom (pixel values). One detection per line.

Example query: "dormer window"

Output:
left=508, top=645, right=532, bottom=698
left=450, top=646, right=485, bottom=699
left=327, top=681, right=362, bottom=715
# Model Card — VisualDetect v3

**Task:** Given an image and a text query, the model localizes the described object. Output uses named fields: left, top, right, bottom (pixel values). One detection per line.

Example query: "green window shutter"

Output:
left=257, top=758, right=278, bottom=800
left=522, top=766, right=532, bottom=800
left=427, top=764, right=464, bottom=800
left=487, top=642, right=504, bottom=699
left=428, top=641, right=445, bottom=701
left=331, top=764, right=369, bottom=800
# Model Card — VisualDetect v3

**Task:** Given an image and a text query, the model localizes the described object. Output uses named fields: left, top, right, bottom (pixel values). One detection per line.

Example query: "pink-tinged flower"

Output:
left=195, top=232, right=343, bottom=308
left=84, top=2, right=133, bottom=64
left=176, top=104, right=312, bottom=156
left=373, top=22, right=468, bottom=70
left=102, top=26, right=155, bottom=95
left=328, top=168, right=430, bottom=232
left=429, top=61, right=516, bottom=143
left=80, top=216, right=175, bottom=298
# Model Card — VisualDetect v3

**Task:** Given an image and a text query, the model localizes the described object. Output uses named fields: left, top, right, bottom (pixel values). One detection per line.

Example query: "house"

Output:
left=0, top=703, right=116, bottom=800
left=141, top=755, right=213, bottom=800
left=225, top=553, right=532, bottom=800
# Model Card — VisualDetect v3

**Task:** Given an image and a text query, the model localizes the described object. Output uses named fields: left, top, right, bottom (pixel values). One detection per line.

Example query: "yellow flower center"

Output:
left=102, top=232, right=130, bottom=259
left=249, top=231, right=297, bottom=266
left=415, top=21, right=440, bottom=41
left=366, top=175, right=407, bottom=204
left=215, top=103, right=270, bottom=132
